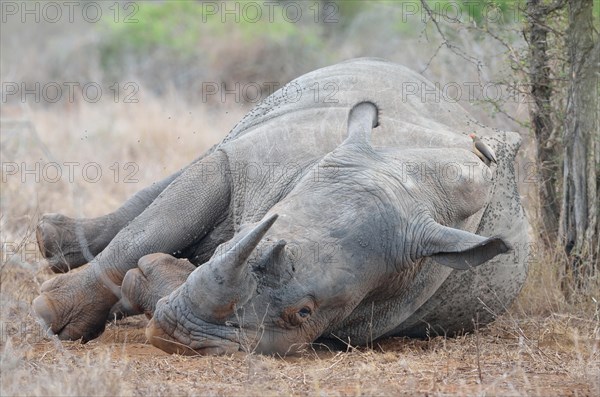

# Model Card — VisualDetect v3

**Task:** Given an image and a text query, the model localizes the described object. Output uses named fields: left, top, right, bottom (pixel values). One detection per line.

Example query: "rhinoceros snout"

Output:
left=145, top=317, right=239, bottom=356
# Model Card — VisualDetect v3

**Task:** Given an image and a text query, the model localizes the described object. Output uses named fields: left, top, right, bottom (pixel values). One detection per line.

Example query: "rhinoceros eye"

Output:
left=288, top=306, right=312, bottom=326
left=298, top=307, right=312, bottom=318
left=282, top=303, right=314, bottom=327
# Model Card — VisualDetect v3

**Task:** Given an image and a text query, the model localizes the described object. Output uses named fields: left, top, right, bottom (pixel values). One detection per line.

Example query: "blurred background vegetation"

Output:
left=2, top=0, right=547, bottom=118
left=3, top=0, right=545, bottom=202
left=3, top=0, right=542, bottom=215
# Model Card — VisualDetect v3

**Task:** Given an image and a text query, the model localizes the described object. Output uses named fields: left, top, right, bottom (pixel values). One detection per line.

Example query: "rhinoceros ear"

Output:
left=345, top=101, right=378, bottom=145
left=421, top=223, right=510, bottom=270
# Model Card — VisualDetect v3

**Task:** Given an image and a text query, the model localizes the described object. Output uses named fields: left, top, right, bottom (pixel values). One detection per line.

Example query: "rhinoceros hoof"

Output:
left=36, top=213, right=91, bottom=273
left=33, top=268, right=118, bottom=341
left=118, top=253, right=196, bottom=318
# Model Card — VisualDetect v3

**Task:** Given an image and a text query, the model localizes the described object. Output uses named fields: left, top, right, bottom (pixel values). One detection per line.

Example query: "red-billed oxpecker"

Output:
left=469, top=133, right=497, bottom=166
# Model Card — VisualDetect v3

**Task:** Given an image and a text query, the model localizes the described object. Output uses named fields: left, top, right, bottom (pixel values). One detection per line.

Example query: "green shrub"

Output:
left=99, top=1, right=325, bottom=68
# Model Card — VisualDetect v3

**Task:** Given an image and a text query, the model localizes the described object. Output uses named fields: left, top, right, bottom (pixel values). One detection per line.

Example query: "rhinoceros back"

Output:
left=215, top=58, right=489, bottom=227
left=217, top=58, right=480, bottom=150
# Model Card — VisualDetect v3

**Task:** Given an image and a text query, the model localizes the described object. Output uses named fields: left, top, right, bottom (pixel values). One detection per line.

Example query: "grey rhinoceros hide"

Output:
left=205, top=58, right=530, bottom=338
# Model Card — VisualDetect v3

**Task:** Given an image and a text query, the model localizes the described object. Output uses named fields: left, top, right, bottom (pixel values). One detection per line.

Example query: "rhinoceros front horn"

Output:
left=185, top=214, right=278, bottom=320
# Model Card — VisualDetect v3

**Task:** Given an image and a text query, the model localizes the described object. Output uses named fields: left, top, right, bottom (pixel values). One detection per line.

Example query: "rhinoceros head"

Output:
left=146, top=102, right=510, bottom=355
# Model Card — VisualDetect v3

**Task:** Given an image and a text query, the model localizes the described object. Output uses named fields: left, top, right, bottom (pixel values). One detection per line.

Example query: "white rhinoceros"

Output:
left=34, top=58, right=529, bottom=355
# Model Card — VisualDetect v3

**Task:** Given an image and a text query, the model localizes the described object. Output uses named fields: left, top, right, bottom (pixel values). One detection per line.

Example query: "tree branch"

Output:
left=419, top=0, right=483, bottom=74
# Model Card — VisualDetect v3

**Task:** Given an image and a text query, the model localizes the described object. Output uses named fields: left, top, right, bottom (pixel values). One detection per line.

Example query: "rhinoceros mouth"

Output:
left=146, top=316, right=241, bottom=355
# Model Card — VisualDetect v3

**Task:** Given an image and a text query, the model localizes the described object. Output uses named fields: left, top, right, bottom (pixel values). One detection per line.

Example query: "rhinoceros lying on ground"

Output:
left=33, top=58, right=529, bottom=355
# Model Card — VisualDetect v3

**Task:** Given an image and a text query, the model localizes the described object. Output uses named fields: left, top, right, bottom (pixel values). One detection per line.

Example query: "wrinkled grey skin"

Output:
left=33, top=58, right=529, bottom=355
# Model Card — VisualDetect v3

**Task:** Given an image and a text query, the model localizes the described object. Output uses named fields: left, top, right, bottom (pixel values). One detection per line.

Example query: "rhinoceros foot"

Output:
left=37, top=213, right=97, bottom=273
left=33, top=267, right=119, bottom=341
left=115, top=253, right=196, bottom=319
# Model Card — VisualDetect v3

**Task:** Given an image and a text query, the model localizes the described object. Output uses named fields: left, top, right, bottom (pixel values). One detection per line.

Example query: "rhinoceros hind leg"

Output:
left=114, top=253, right=196, bottom=319
left=37, top=163, right=193, bottom=273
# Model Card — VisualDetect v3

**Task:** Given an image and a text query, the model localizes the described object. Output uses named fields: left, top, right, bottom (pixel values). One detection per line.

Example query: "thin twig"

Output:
left=419, top=0, right=483, bottom=74
left=474, top=313, right=483, bottom=384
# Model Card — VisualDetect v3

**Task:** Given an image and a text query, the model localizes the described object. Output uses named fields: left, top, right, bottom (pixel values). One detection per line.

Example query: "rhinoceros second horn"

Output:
left=185, top=214, right=279, bottom=320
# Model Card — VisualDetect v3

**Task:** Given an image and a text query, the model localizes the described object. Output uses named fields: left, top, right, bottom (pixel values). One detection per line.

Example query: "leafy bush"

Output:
left=97, top=1, right=328, bottom=99
left=425, top=0, right=521, bottom=24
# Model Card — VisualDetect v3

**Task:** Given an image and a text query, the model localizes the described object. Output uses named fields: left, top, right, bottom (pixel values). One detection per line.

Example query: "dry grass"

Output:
left=2, top=258, right=599, bottom=397
left=1, top=260, right=599, bottom=396
left=1, top=100, right=599, bottom=397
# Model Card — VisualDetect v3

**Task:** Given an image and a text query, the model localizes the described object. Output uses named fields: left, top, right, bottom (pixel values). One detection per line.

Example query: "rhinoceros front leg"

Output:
left=111, top=253, right=196, bottom=319
left=32, top=150, right=232, bottom=342
left=36, top=166, right=185, bottom=273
